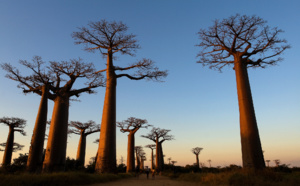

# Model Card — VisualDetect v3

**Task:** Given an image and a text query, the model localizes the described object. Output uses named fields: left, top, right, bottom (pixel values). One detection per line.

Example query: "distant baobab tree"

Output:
left=167, top=157, right=172, bottom=164
left=1, top=57, right=53, bottom=172
left=145, top=144, right=156, bottom=170
left=274, top=159, right=280, bottom=167
left=41, top=59, right=104, bottom=172
left=117, top=117, right=151, bottom=172
left=171, top=161, right=177, bottom=166
left=69, top=120, right=100, bottom=167
left=142, top=127, right=174, bottom=172
left=265, top=160, right=270, bottom=167
left=73, top=20, right=167, bottom=173
left=0, top=142, right=24, bottom=153
left=191, top=147, right=203, bottom=168
left=207, top=159, right=212, bottom=168
left=139, top=151, right=146, bottom=170
left=196, top=14, right=290, bottom=170
left=0, top=117, right=26, bottom=167
left=134, top=146, right=142, bottom=170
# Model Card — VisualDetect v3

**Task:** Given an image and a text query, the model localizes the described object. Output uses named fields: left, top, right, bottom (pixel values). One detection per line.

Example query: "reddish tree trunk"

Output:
left=196, top=154, right=199, bottom=168
left=27, top=85, right=48, bottom=172
left=96, top=51, right=117, bottom=173
left=76, top=132, right=86, bottom=167
left=126, top=132, right=135, bottom=172
left=43, top=96, right=69, bottom=172
left=151, top=149, right=154, bottom=170
left=2, top=127, right=14, bottom=166
left=234, top=59, right=265, bottom=170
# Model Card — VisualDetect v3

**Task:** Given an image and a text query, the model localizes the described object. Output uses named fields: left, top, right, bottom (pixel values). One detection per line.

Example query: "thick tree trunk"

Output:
left=151, top=149, right=154, bottom=170
left=27, top=85, right=48, bottom=172
left=126, top=133, right=135, bottom=172
left=159, top=142, right=164, bottom=171
left=42, top=96, right=69, bottom=172
left=155, top=139, right=159, bottom=171
left=95, top=51, right=117, bottom=173
left=196, top=154, right=199, bottom=168
left=136, top=150, right=140, bottom=169
left=2, top=127, right=14, bottom=166
left=140, top=159, right=144, bottom=170
left=234, top=59, right=265, bottom=170
left=76, top=133, right=86, bottom=167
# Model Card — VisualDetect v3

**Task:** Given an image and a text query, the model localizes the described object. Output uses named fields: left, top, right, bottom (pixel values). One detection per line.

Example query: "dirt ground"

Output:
left=85, top=173, right=200, bottom=186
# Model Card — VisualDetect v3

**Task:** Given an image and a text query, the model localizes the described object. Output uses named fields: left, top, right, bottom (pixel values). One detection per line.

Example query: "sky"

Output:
left=0, top=0, right=299, bottom=168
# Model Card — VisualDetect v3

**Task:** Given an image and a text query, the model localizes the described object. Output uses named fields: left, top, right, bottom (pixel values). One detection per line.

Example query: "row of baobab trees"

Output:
left=1, top=13, right=290, bottom=173
left=0, top=115, right=177, bottom=173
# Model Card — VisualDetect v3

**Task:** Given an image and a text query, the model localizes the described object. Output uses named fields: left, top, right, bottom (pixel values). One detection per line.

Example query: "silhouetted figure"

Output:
left=145, top=168, right=150, bottom=179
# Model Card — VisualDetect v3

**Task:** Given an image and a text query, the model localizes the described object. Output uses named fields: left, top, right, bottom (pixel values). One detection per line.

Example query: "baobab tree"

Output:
left=167, top=157, right=172, bottom=164
left=274, top=159, right=280, bottom=167
left=0, top=142, right=24, bottom=153
left=42, top=59, right=104, bottom=172
left=69, top=120, right=101, bottom=167
left=134, top=146, right=142, bottom=170
left=1, top=57, right=53, bottom=172
left=191, top=147, right=203, bottom=168
left=142, top=127, right=174, bottom=172
left=145, top=144, right=156, bottom=170
left=117, top=117, right=151, bottom=172
left=72, top=20, right=167, bottom=173
left=207, top=159, right=212, bottom=168
left=0, top=117, right=26, bottom=167
left=196, top=14, right=290, bottom=170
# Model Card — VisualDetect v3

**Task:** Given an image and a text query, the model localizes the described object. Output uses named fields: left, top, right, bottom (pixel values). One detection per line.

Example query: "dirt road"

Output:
left=86, top=173, right=199, bottom=186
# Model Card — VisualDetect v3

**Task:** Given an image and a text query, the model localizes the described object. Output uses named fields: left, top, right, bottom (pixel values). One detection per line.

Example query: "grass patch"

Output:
left=0, top=172, right=133, bottom=186
left=166, top=170, right=300, bottom=186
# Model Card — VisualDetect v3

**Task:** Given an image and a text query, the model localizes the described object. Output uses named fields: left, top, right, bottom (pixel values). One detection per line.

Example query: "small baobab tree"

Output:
left=0, top=117, right=26, bottom=167
left=69, top=121, right=100, bottom=167
left=145, top=144, right=156, bottom=170
left=117, top=117, right=151, bottom=172
left=167, top=157, right=172, bottom=164
left=72, top=20, right=167, bottom=173
left=191, top=147, right=203, bottom=168
left=196, top=14, right=290, bottom=170
left=0, top=142, right=24, bottom=153
left=207, top=159, right=212, bottom=168
left=42, top=59, right=104, bottom=172
left=134, top=146, right=142, bottom=170
left=274, top=159, right=280, bottom=167
left=142, top=127, right=174, bottom=172
left=171, top=160, right=177, bottom=166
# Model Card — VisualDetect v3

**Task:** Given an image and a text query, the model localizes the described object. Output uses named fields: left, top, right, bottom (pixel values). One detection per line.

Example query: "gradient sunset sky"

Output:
left=0, top=0, right=299, bottom=168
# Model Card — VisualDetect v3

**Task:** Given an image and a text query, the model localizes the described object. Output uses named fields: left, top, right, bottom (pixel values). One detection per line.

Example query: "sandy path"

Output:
left=85, top=173, right=200, bottom=186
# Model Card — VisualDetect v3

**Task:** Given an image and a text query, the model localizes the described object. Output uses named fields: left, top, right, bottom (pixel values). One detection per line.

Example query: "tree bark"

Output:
left=196, top=154, right=199, bottom=168
left=136, top=150, right=140, bottom=169
left=2, top=127, right=14, bottom=166
left=42, top=96, right=69, bottom=172
left=159, top=142, right=164, bottom=171
left=95, top=51, right=117, bottom=173
left=126, top=132, right=135, bottom=172
left=234, top=58, right=265, bottom=170
left=151, top=149, right=154, bottom=170
left=155, top=139, right=159, bottom=171
left=76, top=132, right=86, bottom=167
left=27, top=85, right=48, bottom=172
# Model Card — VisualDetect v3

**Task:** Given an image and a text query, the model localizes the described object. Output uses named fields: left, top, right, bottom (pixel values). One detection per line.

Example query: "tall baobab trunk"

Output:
left=151, top=148, right=154, bottom=170
left=195, top=154, right=199, bottom=168
left=2, top=126, right=14, bottom=166
left=27, top=85, right=48, bottom=172
left=234, top=58, right=265, bottom=170
left=96, top=51, right=117, bottom=173
left=159, top=142, right=164, bottom=171
left=126, top=132, right=135, bottom=172
left=136, top=150, right=140, bottom=169
left=155, top=139, right=159, bottom=171
left=43, top=96, right=69, bottom=172
left=140, top=158, right=144, bottom=170
left=76, top=132, right=87, bottom=167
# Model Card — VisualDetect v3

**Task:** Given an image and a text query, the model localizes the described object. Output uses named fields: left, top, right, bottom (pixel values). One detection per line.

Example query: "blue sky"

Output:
left=0, top=0, right=299, bottom=167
